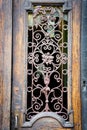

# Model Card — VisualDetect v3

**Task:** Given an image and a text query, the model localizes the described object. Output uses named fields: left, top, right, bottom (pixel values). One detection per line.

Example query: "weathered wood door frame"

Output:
left=0, top=0, right=82, bottom=130
left=0, top=0, right=12, bottom=130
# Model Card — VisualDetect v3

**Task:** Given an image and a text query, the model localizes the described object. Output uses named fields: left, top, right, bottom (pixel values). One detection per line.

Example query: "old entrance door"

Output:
left=11, top=0, right=82, bottom=130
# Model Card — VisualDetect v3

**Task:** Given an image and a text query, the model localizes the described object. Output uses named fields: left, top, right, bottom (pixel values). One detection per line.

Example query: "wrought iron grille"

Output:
left=26, top=5, right=69, bottom=121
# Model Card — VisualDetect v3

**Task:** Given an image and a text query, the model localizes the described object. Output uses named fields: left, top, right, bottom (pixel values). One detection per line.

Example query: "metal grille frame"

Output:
left=23, top=0, right=73, bottom=128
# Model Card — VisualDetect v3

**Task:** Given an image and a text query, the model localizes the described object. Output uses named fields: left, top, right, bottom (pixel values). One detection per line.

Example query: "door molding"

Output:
left=22, top=112, right=73, bottom=127
left=21, top=0, right=73, bottom=128
left=24, top=0, right=72, bottom=12
left=22, top=0, right=74, bottom=128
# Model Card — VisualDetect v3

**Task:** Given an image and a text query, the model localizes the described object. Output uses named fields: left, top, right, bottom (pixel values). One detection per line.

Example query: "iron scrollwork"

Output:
left=26, top=5, right=69, bottom=122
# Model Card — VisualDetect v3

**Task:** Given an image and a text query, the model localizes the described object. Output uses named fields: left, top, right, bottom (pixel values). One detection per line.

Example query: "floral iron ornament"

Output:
left=26, top=5, right=68, bottom=121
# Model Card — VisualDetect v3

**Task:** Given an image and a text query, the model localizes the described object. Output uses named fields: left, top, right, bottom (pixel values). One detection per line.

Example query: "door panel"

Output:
left=12, top=0, right=82, bottom=130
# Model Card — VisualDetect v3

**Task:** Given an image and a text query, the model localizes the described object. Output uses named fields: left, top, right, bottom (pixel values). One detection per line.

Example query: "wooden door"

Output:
left=11, top=0, right=82, bottom=130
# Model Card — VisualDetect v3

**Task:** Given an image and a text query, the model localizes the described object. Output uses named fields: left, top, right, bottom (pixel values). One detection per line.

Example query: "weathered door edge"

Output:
left=0, top=0, right=12, bottom=130
left=72, top=0, right=82, bottom=130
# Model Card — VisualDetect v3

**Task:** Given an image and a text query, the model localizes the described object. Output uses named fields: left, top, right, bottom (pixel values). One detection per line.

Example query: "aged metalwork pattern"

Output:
left=26, top=5, right=68, bottom=121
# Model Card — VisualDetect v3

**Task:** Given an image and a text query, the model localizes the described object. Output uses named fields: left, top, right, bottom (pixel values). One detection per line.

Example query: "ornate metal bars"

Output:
left=26, top=5, right=69, bottom=122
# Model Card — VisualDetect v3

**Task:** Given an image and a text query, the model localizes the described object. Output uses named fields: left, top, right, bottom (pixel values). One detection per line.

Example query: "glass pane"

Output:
left=26, top=5, right=68, bottom=121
